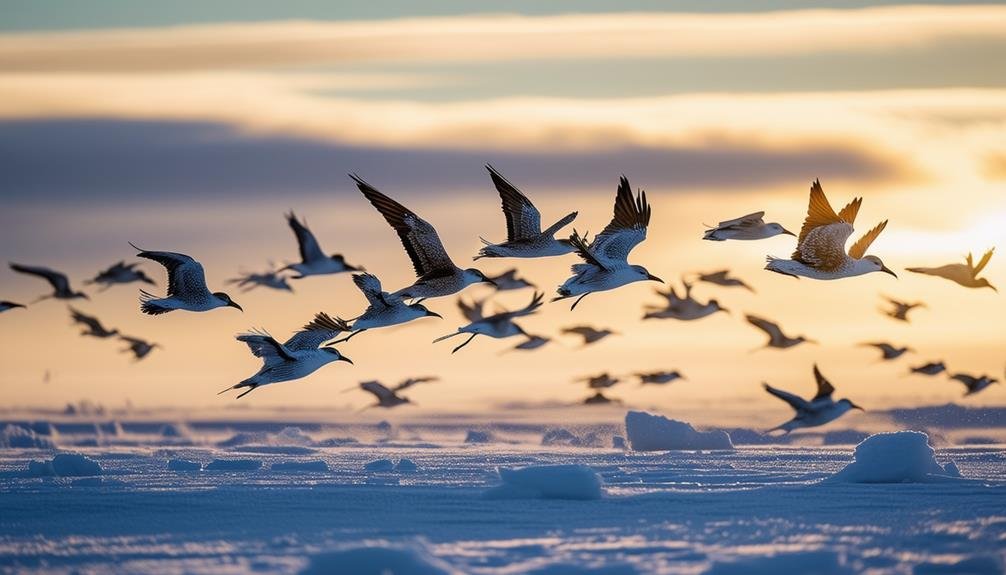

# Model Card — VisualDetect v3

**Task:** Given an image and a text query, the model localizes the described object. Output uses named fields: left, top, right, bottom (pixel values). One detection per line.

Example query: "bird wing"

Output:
left=360, top=381, right=397, bottom=401
left=700, top=270, right=730, bottom=282
left=763, top=383, right=810, bottom=412
left=69, top=307, right=103, bottom=331
left=351, top=174, right=455, bottom=277
left=792, top=180, right=860, bottom=270
left=971, top=248, right=994, bottom=276
left=489, top=291, right=544, bottom=322
left=493, top=269, right=518, bottom=282
left=237, top=330, right=296, bottom=363
left=393, top=376, right=439, bottom=392
left=562, top=326, right=596, bottom=337
left=486, top=164, right=542, bottom=240
left=457, top=298, right=484, bottom=322
left=568, top=230, right=608, bottom=271
left=746, top=315, right=782, bottom=340
left=352, top=273, right=392, bottom=307
left=9, top=263, right=71, bottom=293
left=286, top=211, right=326, bottom=263
left=590, top=176, right=650, bottom=265
left=133, top=249, right=212, bottom=299
left=285, top=312, right=350, bottom=350
left=848, top=220, right=888, bottom=260
left=811, top=365, right=836, bottom=400
left=714, top=211, right=765, bottom=229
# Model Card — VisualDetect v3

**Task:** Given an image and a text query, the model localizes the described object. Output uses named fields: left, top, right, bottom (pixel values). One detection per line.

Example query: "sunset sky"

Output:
left=1, top=1, right=1003, bottom=415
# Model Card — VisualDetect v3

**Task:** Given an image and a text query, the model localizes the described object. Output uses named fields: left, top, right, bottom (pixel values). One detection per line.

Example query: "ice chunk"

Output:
left=484, top=464, right=604, bottom=500
left=464, top=430, right=494, bottom=443
left=624, top=411, right=734, bottom=451
left=271, top=460, right=329, bottom=472
left=364, top=459, right=395, bottom=472
left=827, top=431, right=963, bottom=483
left=541, top=428, right=606, bottom=447
left=299, top=543, right=460, bottom=575
left=1, top=424, right=55, bottom=448
left=395, top=458, right=419, bottom=473
left=612, top=435, right=627, bottom=450
left=205, top=459, right=263, bottom=471
left=26, top=453, right=102, bottom=477
left=168, top=459, right=202, bottom=471
left=159, top=423, right=190, bottom=438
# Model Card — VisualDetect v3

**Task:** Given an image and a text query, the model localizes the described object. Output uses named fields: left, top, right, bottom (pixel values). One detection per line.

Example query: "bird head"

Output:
left=411, top=302, right=442, bottom=319
left=862, top=255, right=897, bottom=278
left=464, top=268, right=496, bottom=287
left=213, top=292, right=243, bottom=311
left=332, top=254, right=363, bottom=271
left=768, top=223, right=796, bottom=237
left=839, top=399, right=865, bottom=411
left=799, top=336, right=818, bottom=345
left=709, top=299, right=729, bottom=314
left=974, top=278, right=998, bottom=292
left=322, top=347, right=353, bottom=363
left=631, top=265, right=663, bottom=283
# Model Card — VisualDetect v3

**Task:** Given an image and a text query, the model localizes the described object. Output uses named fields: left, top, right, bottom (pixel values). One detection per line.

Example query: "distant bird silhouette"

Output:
left=506, top=334, right=551, bottom=352
left=583, top=391, right=620, bottom=405
left=0, top=301, right=26, bottom=313
left=433, top=292, right=544, bottom=353
left=227, top=268, right=293, bottom=293
left=636, top=371, right=686, bottom=385
left=703, top=211, right=794, bottom=241
left=69, top=307, right=119, bottom=338
left=907, top=248, right=997, bottom=292
left=950, top=373, right=998, bottom=397
left=475, top=164, right=577, bottom=259
left=9, top=263, right=87, bottom=302
left=334, top=273, right=443, bottom=344
left=764, top=364, right=863, bottom=433
left=86, top=261, right=156, bottom=290
left=860, top=342, right=913, bottom=361
left=766, top=180, right=895, bottom=280
left=221, top=313, right=352, bottom=399
left=352, top=174, right=494, bottom=299
left=746, top=314, right=815, bottom=350
left=881, top=296, right=925, bottom=322
left=487, top=268, right=536, bottom=291
left=577, top=372, right=620, bottom=389
left=910, top=361, right=947, bottom=376
left=696, top=270, right=755, bottom=292
left=393, top=376, right=439, bottom=392
left=554, top=175, right=661, bottom=309
left=119, top=335, right=160, bottom=361
left=281, top=211, right=361, bottom=278
left=645, top=281, right=726, bottom=321
left=355, top=377, right=437, bottom=409
left=561, top=325, right=616, bottom=346
left=132, top=244, right=242, bottom=315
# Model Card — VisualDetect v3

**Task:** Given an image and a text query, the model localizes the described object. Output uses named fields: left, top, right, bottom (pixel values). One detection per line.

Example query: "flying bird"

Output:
left=554, top=175, right=661, bottom=309
left=583, top=391, right=620, bottom=405
left=334, top=273, right=442, bottom=343
left=393, top=376, right=439, bottom=392
left=131, top=244, right=242, bottom=315
left=695, top=270, right=755, bottom=292
left=9, top=263, right=87, bottom=302
left=561, top=325, right=617, bottom=346
left=475, top=164, right=577, bottom=259
left=906, top=248, right=997, bottom=292
left=577, top=372, right=620, bottom=389
left=703, top=211, right=794, bottom=241
left=764, top=364, right=864, bottom=433
left=644, top=281, right=726, bottom=321
left=281, top=211, right=362, bottom=278
left=355, top=381, right=412, bottom=409
left=950, top=373, right=998, bottom=397
left=351, top=174, right=494, bottom=299
left=881, top=296, right=926, bottom=322
left=119, top=335, right=160, bottom=361
left=0, top=301, right=25, bottom=313
left=487, top=268, right=536, bottom=291
left=220, top=313, right=352, bottom=399
left=746, top=314, right=815, bottom=350
left=227, top=268, right=294, bottom=293
left=86, top=261, right=156, bottom=290
left=860, top=342, right=913, bottom=361
left=910, top=361, right=947, bottom=376
left=505, top=334, right=551, bottom=352
left=69, top=307, right=119, bottom=338
left=765, top=180, right=895, bottom=280
left=636, top=371, right=686, bottom=385
left=433, top=292, right=544, bottom=353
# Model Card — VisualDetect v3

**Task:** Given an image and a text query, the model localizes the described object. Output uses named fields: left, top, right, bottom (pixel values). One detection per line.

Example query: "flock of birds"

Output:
left=2, top=166, right=1000, bottom=431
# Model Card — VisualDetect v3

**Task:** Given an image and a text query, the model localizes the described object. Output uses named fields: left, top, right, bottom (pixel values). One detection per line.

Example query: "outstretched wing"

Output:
left=351, top=174, right=455, bottom=277
left=9, top=263, right=71, bottom=294
left=971, top=248, right=994, bottom=276
left=286, top=211, right=326, bottom=263
left=237, top=329, right=296, bottom=364
left=486, top=164, right=542, bottom=240
left=69, top=307, right=103, bottom=331
left=811, top=364, right=836, bottom=400
left=285, top=312, right=349, bottom=350
left=714, top=211, right=765, bottom=230
left=561, top=325, right=596, bottom=337
left=700, top=270, right=730, bottom=282
left=352, top=273, right=392, bottom=307
left=489, top=291, right=544, bottom=322
left=792, top=180, right=859, bottom=271
left=590, top=176, right=650, bottom=265
left=745, top=315, right=782, bottom=339
left=848, top=220, right=888, bottom=260
left=763, top=383, right=810, bottom=412
left=360, top=380, right=396, bottom=401
left=394, top=376, right=439, bottom=392
left=457, top=298, right=484, bottom=323
left=132, top=247, right=212, bottom=299
left=568, top=229, right=607, bottom=271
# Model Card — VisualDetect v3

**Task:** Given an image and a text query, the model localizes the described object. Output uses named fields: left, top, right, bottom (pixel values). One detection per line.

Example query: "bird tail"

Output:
left=702, top=229, right=724, bottom=241
left=139, top=290, right=171, bottom=315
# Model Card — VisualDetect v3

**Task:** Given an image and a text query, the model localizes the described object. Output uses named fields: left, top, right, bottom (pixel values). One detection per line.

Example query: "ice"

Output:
left=26, top=453, right=102, bottom=477
left=217, top=426, right=314, bottom=448
left=0, top=424, right=55, bottom=448
left=395, top=458, right=419, bottom=473
left=364, top=458, right=396, bottom=472
left=168, top=458, right=202, bottom=471
left=299, top=543, right=460, bottom=575
left=624, top=411, right=734, bottom=451
left=827, top=431, right=964, bottom=483
left=464, top=430, right=495, bottom=443
left=272, top=460, right=330, bottom=472
left=541, top=428, right=605, bottom=447
left=526, top=564, right=640, bottom=575
left=703, top=551, right=852, bottom=575
left=159, top=423, right=191, bottom=438
left=912, top=555, right=1004, bottom=574
left=484, top=464, right=604, bottom=500
left=204, top=459, right=263, bottom=471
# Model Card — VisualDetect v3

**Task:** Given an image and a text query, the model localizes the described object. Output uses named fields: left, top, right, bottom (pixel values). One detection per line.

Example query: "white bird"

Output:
left=119, top=335, right=160, bottom=361
left=9, top=263, right=88, bottom=301
left=69, top=307, right=119, bottom=338
left=475, top=164, right=577, bottom=259
left=764, top=364, right=864, bottom=433
left=907, top=248, right=997, bottom=292
left=554, top=175, right=662, bottom=309
left=881, top=295, right=926, bottom=322
left=950, top=373, right=998, bottom=396
left=86, top=261, right=156, bottom=290
left=333, top=273, right=442, bottom=343
left=220, top=313, right=352, bottom=399
left=860, top=342, right=913, bottom=361
left=636, top=371, right=686, bottom=385
left=746, top=314, right=815, bottom=350
left=561, top=325, right=617, bottom=346
left=351, top=174, right=495, bottom=299
left=703, top=211, right=794, bottom=241
left=227, top=268, right=294, bottom=293
left=766, top=180, right=895, bottom=280
left=0, top=301, right=26, bottom=313
left=131, top=244, right=242, bottom=315
left=487, top=268, right=536, bottom=291
left=911, top=361, right=947, bottom=376
left=281, top=211, right=362, bottom=278
left=433, top=291, right=544, bottom=353
left=644, top=281, right=726, bottom=321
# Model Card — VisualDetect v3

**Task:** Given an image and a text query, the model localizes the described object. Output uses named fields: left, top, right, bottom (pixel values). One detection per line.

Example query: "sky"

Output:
left=0, top=1, right=1003, bottom=416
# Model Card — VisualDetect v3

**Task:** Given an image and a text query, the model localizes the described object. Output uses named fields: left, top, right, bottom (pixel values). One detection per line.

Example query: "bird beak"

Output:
left=782, top=228, right=796, bottom=237
left=337, top=355, right=353, bottom=364
left=647, top=273, right=664, bottom=283
left=881, top=265, right=898, bottom=278
left=850, top=402, right=865, bottom=411
left=426, top=310, right=443, bottom=319
left=228, top=301, right=244, bottom=311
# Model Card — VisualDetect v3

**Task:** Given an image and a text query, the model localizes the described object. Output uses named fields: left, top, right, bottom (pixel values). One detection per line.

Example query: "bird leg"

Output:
left=452, top=333, right=478, bottom=354
left=331, top=329, right=366, bottom=344
left=570, top=293, right=591, bottom=310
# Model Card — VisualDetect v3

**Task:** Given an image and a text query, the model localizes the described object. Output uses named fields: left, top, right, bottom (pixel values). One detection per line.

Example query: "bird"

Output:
left=333, top=273, right=442, bottom=343
left=577, top=372, right=620, bottom=389
left=85, top=261, right=156, bottom=290
left=487, top=268, right=536, bottom=291
left=765, top=180, right=895, bottom=280
left=910, top=361, right=947, bottom=376
left=636, top=371, right=686, bottom=385
left=281, top=211, right=362, bottom=278
left=860, top=342, right=913, bottom=361
left=351, top=174, right=495, bottom=299
left=69, top=307, right=119, bottom=338
left=0, top=301, right=26, bottom=313
left=9, top=263, right=88, bottom=302
left=583, top=391, right=620, bottom=405
left=505, top=334, right=551, bottom=352
left=475, top=164, right=577, bottom=259
left=764, top=364, right=864, bottom=433
left=561, top=325, right=617, bottom=346
left=906, top=248, right=997, bottom=292
left=881, top=296, right=926, bottom=322
left=227, top=268, right=294, bottom=293
left=644, top=281, right=727, bottom=321
left=393, top=376, right=439, bottom=392
left=433, top=292, right=544, bottom=353
left=950, top=373, right=998, bottom=397
left=119, top=335, right=160, bottom=361
left=703, top=211, right=795, bottom=241
left=220, top=312, right=352, bottom=399
left=554, top=175, right=661, bottom=309
left=355, top=381, right=412, bottom=409
left=746, top=314, right=815, bottom=350
left=695, top=270, right=755, bottom=292
left=131, top=244, right=242, bottom=315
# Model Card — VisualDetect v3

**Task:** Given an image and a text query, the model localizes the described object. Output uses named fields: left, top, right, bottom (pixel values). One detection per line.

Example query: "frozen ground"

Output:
left=0, top=412, right=1004, bottom=574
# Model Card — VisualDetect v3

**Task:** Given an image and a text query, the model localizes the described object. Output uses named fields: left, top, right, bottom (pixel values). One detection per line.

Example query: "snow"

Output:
left=541, top=428, right=605, bottom=447
left=827, top=431, right=965, bottom=483
left=204, top=458, right=263, bottom=471
left=272, top=460, right=330, bottom=472
left=464, top=430, right=495, bottom=443
left=703, top=551, right=852, bottom=575
left=484, top=464, right=604, bottom=500
left=159, top=423, right=191, bottom=438
left=168, top=458, right=202, bottom=471
left=364, top=458, right=395, bottom=472
left=299, top=543, right=460, bottom=575
left=0, top=424, right=55, bottom=448
left=395, top=458, right=419, bottom=473
left=26, top=453, right=102, bottom=477
left=624, top=411, right=734, bottom=451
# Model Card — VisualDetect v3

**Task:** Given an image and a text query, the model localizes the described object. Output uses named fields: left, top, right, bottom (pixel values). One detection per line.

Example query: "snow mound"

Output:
left=299, top=543, right=460, bottom=575
left=205, top=459, right=263, bottom=471
left=159, top=423, right=190, bottom=438
left=315, top=436, right=359, bottom=447
left=913, top=555, right=1003, bottom=574
left=26, top=453, right=102, bottom=477
left=217, top=426, right=313, bottom=448
left=484, top=464, right=604, bottom=500
left=168, top=459, right=202, bottom=471
left=1, top=424, right=55, bottom=448
left=625, top=411, right=734, bottom=451
left=364, top=459, right=395, bottom=472
left=395, top=458, right=419, bottom=473
left=704, top=551, right=852, bottom=575
left=271, top=460, right=329, bottom=472
left=541, top=428, right=605, bottom=447
left=464, top=430, right=495, bottom=443
left=612, top=435, right=627, bottom=450
left=827, top=431, right=964, bottom=483
left=29, top=421, right=58, bottom=436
